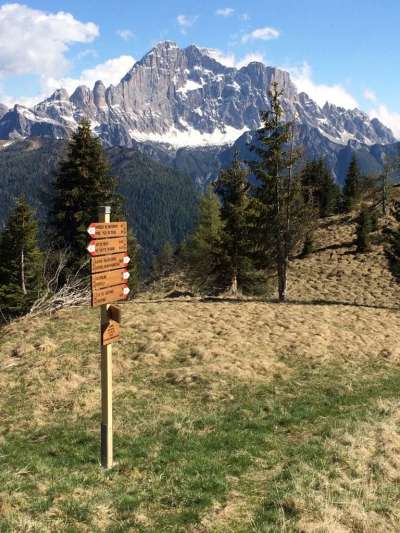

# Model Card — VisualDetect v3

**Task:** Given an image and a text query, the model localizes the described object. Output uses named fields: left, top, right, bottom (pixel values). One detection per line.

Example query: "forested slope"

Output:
left=0, top=139, right=199, bottom=267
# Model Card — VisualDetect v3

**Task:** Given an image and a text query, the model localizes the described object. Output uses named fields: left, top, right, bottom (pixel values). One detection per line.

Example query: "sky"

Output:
left=0, top=0, right=399, bottom=136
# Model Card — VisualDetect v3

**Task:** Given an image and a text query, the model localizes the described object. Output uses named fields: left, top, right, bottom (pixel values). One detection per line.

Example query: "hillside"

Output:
left=0, top=139, right=198, bottom=267
left=1, top=214, right=400, bottom=531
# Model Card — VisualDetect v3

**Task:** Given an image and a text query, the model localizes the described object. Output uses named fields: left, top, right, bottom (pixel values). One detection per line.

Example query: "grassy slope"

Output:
left=1, top=214, right=400, bottom=532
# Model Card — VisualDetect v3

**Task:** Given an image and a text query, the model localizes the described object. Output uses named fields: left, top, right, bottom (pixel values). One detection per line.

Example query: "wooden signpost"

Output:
left=87, top=206, right=130, bottom=469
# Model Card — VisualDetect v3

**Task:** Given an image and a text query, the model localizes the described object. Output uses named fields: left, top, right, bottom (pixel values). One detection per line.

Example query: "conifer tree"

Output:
left=127, top=231, right=141, bottom=294
left=386, top=200, right=400, bottom=279
left=249, top=82, right=307, bottom=302
left=377, top=151, right=400, bottom=216
left=182, top=187, right=223, bottom=293
left=214, top=153, right=256, bottom=293
left=49, top=120, right=123, bottom=269
left=152, top=241, right=175, bottom=279
left=355, top=207, right=377, bottom=253
left=301, top=158, right=340, bottom=217
left=0, top=197, right=43, bottom=319
left=343, top=154, right=362, bottom=212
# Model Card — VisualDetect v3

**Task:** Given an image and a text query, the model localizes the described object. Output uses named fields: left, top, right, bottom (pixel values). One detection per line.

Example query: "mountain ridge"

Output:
left=0, top=41, right=394, bottom=148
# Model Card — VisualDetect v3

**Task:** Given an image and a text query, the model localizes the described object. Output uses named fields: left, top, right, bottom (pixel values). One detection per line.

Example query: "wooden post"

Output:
left=99, top=205, right=113, bottom=469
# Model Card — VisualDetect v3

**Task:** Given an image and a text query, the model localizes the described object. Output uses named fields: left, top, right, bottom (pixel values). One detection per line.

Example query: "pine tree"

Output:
left=181, top=187, right=224, bottom=293
left=377, top=151, right=400, bottom=216
left=249, top=82, right=307, bottom=302
left=301, top=159, right=340, bottom=218
left=343, top=154, right=362, bottom=212
left=355, top=207, right=376, bottom=253
left=152, top=241, right=175, bottom=279
left=48, top=120, right=123, bottom=270
left=127, top=231, right=141, bottom=294
left=301, top=232, right=314, bottom=257
left=0, top=197, right=43, bottom=319
left=386, top=201, right=400, bottom=279
left=214, top=154, right=257, bottom=294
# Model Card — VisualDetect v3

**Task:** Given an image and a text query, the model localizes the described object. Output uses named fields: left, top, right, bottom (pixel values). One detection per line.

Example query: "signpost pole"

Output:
left=98, top=205, right=113, bottom=469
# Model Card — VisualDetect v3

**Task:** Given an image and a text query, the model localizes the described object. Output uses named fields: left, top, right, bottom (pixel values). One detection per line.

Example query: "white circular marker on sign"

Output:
left=87, top=226, right=96, bottom=236
left=123, top=271, right=130, bottom=280
left=123, top=287, right=130, bottom=295
left=87, top=243, right=96, bottom=253
left=123, top=256, right=130, bottom=264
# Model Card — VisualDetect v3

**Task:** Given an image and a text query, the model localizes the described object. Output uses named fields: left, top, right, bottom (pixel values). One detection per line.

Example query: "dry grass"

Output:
left=294, top=399, right=400, bottom=532
left=1, top=213, right=400, bottom=531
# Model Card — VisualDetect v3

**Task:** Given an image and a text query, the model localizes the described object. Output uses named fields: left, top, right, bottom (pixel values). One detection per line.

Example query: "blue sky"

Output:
left=0, top=0, right=399, bottom=135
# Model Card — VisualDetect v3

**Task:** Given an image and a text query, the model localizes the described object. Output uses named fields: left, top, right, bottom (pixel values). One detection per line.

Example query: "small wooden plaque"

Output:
left=102, top=319, right=120, bottom=345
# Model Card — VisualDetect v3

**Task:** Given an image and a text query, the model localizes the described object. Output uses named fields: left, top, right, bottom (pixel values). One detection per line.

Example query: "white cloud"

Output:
left=236, top=53, right=266, bottom=69
left=204, top=49, right=236, bottom=67
left=44, top=55, right=135, bottom=95
left=288, top=62, right=358, bottom=109
left=239, top=13, right=250, bottom=21
left=216, top=7, right=235, bottom=16
left=369, top=104, right=400, bottom=139
left=176, top=14, right=198, bottom=34
left=204, top=48, right=266, bottom=69
left=364, top=88, right=377, bottom=102
left=0, top=3, right=98, bottom=78
left=0, top=54, right=135, bottom=108
left=117, top=29, right=134, bottom=41
left=241, top=26, right=280, bottom=43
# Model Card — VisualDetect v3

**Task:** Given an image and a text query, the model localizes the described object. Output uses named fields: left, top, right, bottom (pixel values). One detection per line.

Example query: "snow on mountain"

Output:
left=0, top=41, right=395, bottom=149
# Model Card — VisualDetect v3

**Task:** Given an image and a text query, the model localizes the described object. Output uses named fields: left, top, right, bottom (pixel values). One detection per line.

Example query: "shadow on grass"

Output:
left=131, top=296, right=400, bottom=311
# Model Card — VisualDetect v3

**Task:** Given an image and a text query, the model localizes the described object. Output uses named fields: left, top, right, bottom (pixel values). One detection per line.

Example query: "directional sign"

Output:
left=91, top=253, right=130, bottom=274
left=92, top=283, right=130, bottom=307
left=87, top=222, right=127, bottom=239
left=87, top=236, right=127, bottom=257
left=91, top=268, right=130, bottom=290
left=102, top=319, right=120, bottom=345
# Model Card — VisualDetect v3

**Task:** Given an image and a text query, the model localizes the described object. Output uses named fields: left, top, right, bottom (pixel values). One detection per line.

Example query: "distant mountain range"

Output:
left=0, top=41, right=397, bottom=184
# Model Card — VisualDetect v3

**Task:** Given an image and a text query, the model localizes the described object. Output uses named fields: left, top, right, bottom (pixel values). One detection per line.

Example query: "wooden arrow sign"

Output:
left=91, top=253, right=130, bottom=274
left=87, top=236, right=127, bottom=257
left=87, top=222, right=127, bottom=239
left=91, top=268, right=130, bottom=290
left=91, top=283, right=130, bottom=307
left=102, top=319, right=120, bottom=345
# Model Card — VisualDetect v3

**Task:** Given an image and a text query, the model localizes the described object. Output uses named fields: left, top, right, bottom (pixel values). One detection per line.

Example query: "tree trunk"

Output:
left=231, top=271, right=238, bottom=294
left=277, top=252, right=287, bottom=302
left=382, top=171, right=388, bottom=216
left=21, top=247, right=27, bottom=295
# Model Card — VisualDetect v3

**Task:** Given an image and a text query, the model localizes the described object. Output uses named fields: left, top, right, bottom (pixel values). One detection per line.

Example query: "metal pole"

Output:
left=98, top=205, right=113, bottom=469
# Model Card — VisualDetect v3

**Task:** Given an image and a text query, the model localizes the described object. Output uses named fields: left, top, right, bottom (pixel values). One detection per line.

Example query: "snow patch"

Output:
left=176, top=79, right=203, bottom=94
left=129, top=124, right=249, bottom=147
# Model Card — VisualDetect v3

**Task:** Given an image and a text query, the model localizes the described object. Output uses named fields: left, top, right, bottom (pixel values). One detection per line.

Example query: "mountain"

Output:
left=0, top=104, right=8, bottom=120
left=0, top=41, right=396, bottom=184
left=0, top=138, right=198, bottom=268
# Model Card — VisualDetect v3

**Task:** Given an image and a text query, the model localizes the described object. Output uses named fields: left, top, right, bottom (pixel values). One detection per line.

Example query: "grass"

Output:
left=1, top=213, right=400, bottom=531
left=1, top=340, right=400, bottom=532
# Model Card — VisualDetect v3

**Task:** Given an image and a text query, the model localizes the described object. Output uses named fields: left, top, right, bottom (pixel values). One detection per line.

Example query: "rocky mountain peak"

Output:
left=47, top=88, right=69, bottom=102
left=93, top=80, right=106, bottom=110
left=70, top=85, right=94, bottom=110
left=0, top=41, right=396, bottom=153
